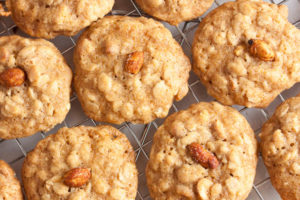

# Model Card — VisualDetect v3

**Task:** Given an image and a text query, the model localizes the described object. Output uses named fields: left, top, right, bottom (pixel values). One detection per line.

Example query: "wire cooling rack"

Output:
left=0, top=0, right=299, bottom=199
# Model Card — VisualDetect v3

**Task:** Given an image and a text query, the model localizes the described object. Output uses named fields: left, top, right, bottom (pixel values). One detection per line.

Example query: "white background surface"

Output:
left=0, top=0, right=300, bottom=199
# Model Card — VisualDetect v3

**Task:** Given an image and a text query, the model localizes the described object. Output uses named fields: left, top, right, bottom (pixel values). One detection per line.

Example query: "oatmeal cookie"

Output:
left=22, top=125, right=138, bottom=200
left=74, top=16, right=191, bottom=124
left=260, top=94, right=300, bottom=200
left=192, top=0, right=300, bottom=108
left=6, top=0, right=114, bottom=39
left=135, top=0, right=214, bottom=25
left=0, top=160, right=23, bottom=200
left=146, top=102, right=258, bottom=200
left=0, top=35, right=72, bottom=139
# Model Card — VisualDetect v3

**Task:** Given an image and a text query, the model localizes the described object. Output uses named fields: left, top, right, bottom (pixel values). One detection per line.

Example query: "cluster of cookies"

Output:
left=0, top=0, right=299, bottom=199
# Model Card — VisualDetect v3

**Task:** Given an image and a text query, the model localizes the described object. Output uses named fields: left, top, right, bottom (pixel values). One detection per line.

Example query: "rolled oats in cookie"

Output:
left=0, top=160, right=23, bottom=200
left=260, top=94, right=300, bottom=200
left=22, top=125, right=138, bottom=200
left=135, top=0, right=214, bottom=25
left=6, top=0, right=114, bottom=39
left=146, top=102, right=258, bottom=200
left=0, top=35, right=72, bottom=139
left=192, top=0, right=300, bottom=108
left=74, top=16, right=191, bottom=124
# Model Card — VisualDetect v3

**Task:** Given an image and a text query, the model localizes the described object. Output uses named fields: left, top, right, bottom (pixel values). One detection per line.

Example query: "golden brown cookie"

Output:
left=0, top=35, right=72, bottom=139
left=135, top=0, right=214, bottom=25
left=74, top=16, right=191, bottom=124
left=22, top=125, right=138, bottom=200
left=0, top=160, right=23, bottom=200
left=146, top=102, right=258, bottom=199
left=260, top=94, right=300, bottom=200
left=6, top=0, right=114, bottom=39
left=192, top=0, right=300, bottom=108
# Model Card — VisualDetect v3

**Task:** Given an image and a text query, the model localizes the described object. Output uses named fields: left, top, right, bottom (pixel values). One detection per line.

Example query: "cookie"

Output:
left=146, top=102, right=258, bottom=199
left=74, top=16, right=191, bottom=124
left=0, top=160, right=23, bottom=200
left=6, top=0, right=114, bottom=39
left=260, top=95, right=300, bottom=200
left=192, top=0, right=300, bottom=108
left=135, top=0, right=214, bottom=25
left=0, top=35, right=72, bottom=139
left=22, top=125, right=138, bottom=200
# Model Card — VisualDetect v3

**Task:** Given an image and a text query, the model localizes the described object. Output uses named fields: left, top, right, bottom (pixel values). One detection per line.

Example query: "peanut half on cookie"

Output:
left=192, top=0, right=300, bottom=108
left=22, top=125, right=138, bottom=200
left=146, top=102, right=258, bottom=200
left=74, top=16, right=191, bottom=124
left=0, top=35, right=72, bottom=139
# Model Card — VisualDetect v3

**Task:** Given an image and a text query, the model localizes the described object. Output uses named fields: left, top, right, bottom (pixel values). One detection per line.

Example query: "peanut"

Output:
left=248, top=39, right=275, bottom=61
left=187, top=142, right=219, bottom=169
left=125, top=51, right=144, bottom=74
left=0, top=67, right=25, bottom=87
left=63, top=168, right=91, bottom=187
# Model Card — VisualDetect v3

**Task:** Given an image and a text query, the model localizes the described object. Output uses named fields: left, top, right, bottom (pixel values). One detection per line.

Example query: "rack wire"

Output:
left=0, top=0, right=299, bottom=199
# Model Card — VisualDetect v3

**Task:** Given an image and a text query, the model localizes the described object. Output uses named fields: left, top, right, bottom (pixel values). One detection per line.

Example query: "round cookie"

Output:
left=0, top=35, right=72, bottom=139
left=192, top=0, right=300, bottom=108
left=0, top=160, right=23, bottom=200
left=6, top=0, right=114, bottom=39
left=22, top=125, right=138, bottom=200
left=135, top=0, right=214, bottom=25
left=74, top=16, right=191, bottom=124
left=260, top=95, right=300, bottom=200
left=146, top=102, right=258, bottom=200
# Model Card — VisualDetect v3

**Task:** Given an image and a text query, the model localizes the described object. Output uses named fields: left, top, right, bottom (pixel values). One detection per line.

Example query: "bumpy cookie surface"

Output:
left=0, top=35, right=72, bottom=139
left=146, top=102, right=258, bottom=200
left=192, top=0, right=300, bottom=108
left=0, top=160, right=23, bottom=200
left=6, top=0, right=114, bottom=39
left=260, top=95, right=300, bottom=200
left=22, top=125, right=138, bottom=200
left=135, top=0, right=214, bottom=25
left=74, top=16, right=190, bottom=124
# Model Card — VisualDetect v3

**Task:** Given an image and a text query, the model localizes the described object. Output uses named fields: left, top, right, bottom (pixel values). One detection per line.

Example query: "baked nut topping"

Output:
left=125, top=51, right=144, bottom=74
left=187, top=142, right=219, bottom=169
left=63, top=168, right=91, bottom=187
left=248, top=39, right=275, bottom=61
left=0, top=67, right=25, bottom=87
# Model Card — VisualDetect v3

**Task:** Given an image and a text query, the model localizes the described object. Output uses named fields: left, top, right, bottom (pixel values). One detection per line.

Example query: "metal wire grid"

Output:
left=0, top=0, right=299, bottom=199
